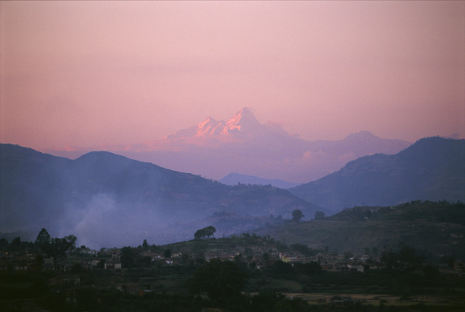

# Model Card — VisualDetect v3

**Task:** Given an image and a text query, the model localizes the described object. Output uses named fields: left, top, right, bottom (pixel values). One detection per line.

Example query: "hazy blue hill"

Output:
left=255, top=201, right=465, bottom=259
left=70, top=151, right=223, bottom=211
left=220, top=172, right=298, bottom=189
left=0, top=144, right=317, bottom=247
left=0, top=144, right=72, bottom=231
left=290, top=137, right=465, bottom=214
left=70, top=151, right=315, bottom=218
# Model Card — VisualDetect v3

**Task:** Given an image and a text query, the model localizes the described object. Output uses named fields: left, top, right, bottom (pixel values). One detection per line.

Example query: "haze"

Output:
left=1, top=1, right=464, bottom=151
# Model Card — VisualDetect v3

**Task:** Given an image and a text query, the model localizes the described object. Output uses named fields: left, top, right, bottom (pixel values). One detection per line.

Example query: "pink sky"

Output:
left=1, top=1, right=464, bottom=150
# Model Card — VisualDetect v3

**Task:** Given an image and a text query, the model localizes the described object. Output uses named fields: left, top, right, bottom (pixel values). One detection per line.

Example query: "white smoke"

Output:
left=73, top=193, right=119, bottom=249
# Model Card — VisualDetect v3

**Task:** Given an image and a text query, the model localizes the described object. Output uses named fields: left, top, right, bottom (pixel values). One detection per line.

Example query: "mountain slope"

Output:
left=0, top=144, right=316, bottom=248
left=254, top=201, right=465, bottom=259
left=290, top=137, right=465, bottom=214
left=0, top=144, right=72, bottom=231
left=220, top=172, right=298, bottom=189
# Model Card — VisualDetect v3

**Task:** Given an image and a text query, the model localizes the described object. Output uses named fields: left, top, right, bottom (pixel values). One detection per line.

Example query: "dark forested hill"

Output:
left=0, top=144, right=317, bottom=248
left=290, top=137, right=465, bottom=214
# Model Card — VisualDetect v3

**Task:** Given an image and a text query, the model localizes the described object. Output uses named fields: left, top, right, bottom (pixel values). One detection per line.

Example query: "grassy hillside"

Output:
left=255, top=201, right=465, bottom=259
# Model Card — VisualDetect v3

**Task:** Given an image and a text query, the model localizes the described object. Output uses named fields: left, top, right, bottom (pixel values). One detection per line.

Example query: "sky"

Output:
left=1, top=1, right=464, bottom=150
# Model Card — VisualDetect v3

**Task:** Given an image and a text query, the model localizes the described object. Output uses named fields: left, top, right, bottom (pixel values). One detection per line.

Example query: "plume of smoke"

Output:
left=60, top=193, right=196, bottom=249
left=72, top=193, right=119, bottom=249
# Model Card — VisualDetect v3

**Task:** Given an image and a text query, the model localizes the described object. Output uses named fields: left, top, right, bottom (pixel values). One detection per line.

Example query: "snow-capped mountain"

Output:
left=46, top=108, right=411, bottom=183
left=166, top=107, right=284, bottom=143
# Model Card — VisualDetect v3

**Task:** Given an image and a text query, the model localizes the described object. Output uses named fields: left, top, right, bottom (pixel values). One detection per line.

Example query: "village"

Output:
left=2, top=229, right=465, bottom=312
left=2, top=229, right=464, bottom=283
left=0, top=230, right=389, bottom=274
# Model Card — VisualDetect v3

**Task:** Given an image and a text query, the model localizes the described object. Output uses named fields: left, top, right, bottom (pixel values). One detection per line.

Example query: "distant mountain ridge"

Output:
left=290, top=137, right=465, bottom=214
left=0, top=144, right=317, bottom=248
left=45, top=108, right=411, bottom=183
left=220, top=173, right=298, bottom=189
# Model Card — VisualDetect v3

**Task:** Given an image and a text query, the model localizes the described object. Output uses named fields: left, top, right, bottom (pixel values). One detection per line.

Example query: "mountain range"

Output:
left=0, top=144, right=315, bottom=248
left=1, top=136, right=463, bottom=249
left=46, top=108, right=410, bottom=183
left=290, top=137, right=465, bottom=213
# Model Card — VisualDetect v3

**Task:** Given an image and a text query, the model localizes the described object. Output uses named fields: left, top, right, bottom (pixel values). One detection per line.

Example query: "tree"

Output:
left=204, top=226, right=216, bottom=238
left=194, top=229, right=205, bottom=240
left=271, top=261, right=294, bottom=276
left=0, top=238, right=8, bottom=251
left=164, top=248, right=172, bottom=259
left=35, top=228, right=51, bottom=246
left=121, top=247, right=136, bottom=268
left=142, top=239, right=148, bottom=248
left=64, top=235, right=77, bottom=250
left=314, top=211, right=325, bottom=220
left=295, top=262, right=322, bottom=275
left=11, top=237, right=22, bottom=251
left=194, top=226, right=216, bottom=240
left=51, top=237, right=73, bottom=257
left=33, top=254, right=44, bottom=271
left=189, top=259, right=247, bottom=304
left=292, top=209, right=303, bottom=222
left=380, top=246, right=424, bottom=271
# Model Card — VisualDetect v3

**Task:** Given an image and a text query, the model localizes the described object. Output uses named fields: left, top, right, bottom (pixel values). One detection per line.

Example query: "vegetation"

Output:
left=189, top=259, right=247, bottom=305
left=256, top=201, right=465, bottom=259
left=292, top=209, right=304, bottom=222
left=2, top=201, right=465, bottom=311
left=194, top=226, right=217, bottom=240
left=314, top=211, right=325, bottom=220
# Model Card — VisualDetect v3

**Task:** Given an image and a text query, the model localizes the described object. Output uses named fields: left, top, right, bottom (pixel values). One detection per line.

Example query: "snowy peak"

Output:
left=193, top=107, right=263, bottom=138
left=197, top=117, right=225, bottom=136
left=224, top=107, right=261, bottom=133
left=167, top=107, right=267, bottom=142
left=198, top=116, right=217, bottom=129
